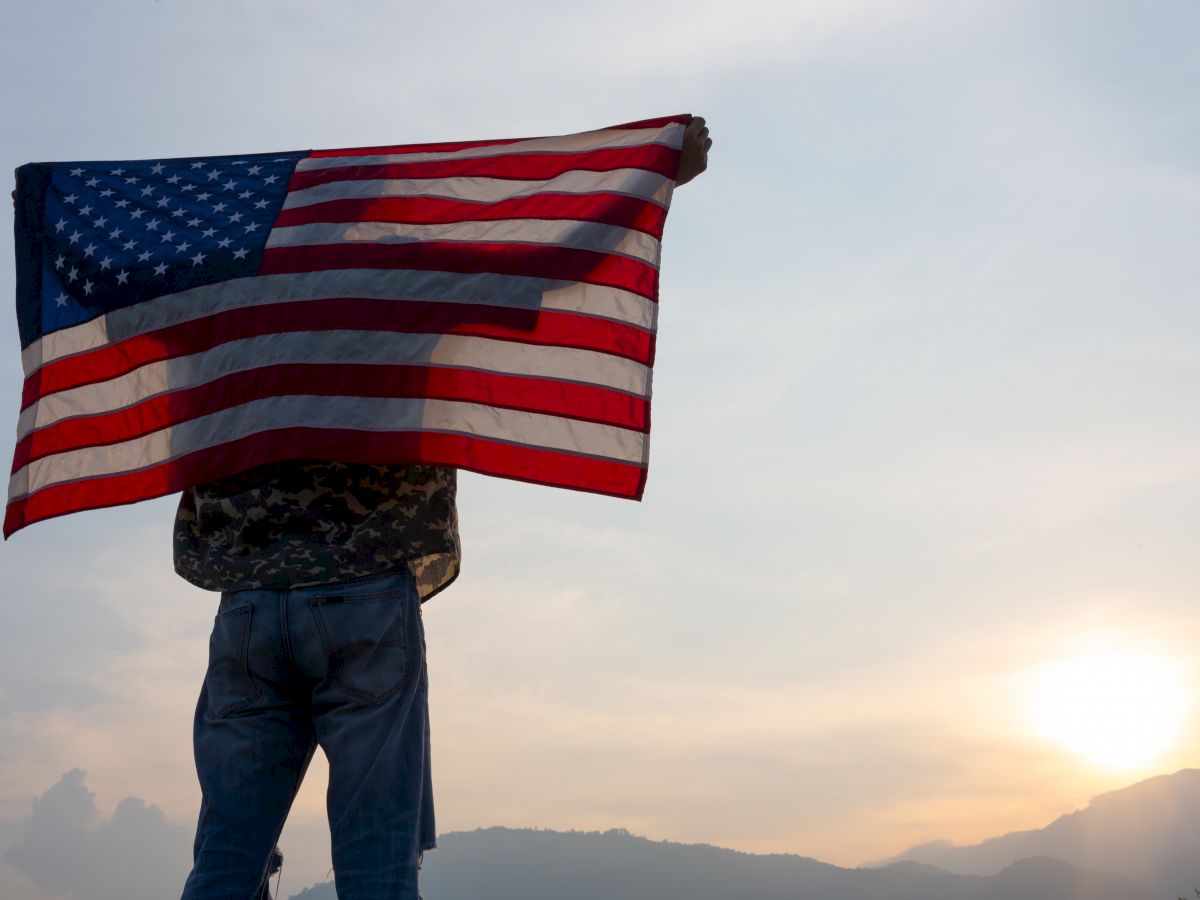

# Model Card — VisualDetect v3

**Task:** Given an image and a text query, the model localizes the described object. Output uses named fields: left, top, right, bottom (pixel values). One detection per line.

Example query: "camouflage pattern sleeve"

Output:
left=173, top=460, right=460, bottom=601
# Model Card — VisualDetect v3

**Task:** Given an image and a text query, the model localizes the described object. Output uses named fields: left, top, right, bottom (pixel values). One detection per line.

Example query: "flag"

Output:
left=6, top=114, right=690, bottom=538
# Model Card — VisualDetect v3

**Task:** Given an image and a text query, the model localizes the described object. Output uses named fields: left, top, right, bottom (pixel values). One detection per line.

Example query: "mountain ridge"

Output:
left=881, top=768, right=1200, bottom=898
left=285, top=770, right=1200, bottom=899
left=288, top=825, right=1160, bottom=900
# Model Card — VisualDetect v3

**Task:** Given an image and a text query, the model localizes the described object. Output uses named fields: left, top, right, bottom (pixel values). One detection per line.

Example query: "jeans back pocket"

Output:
left=311, top=590, right=410, bottom=704
left=206, top=604, right=261, bottom=718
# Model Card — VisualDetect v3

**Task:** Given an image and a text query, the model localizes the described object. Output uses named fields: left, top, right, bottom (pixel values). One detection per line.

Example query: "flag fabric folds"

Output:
left=6, top=114, right=690, bottom=538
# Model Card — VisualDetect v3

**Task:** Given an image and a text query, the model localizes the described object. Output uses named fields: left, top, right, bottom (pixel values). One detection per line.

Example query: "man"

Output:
left=175, top=117, right=712, bottom=900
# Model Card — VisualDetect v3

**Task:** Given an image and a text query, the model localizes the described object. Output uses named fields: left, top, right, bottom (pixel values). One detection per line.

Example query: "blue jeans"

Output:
left=180, top=569, right=435, bottom=900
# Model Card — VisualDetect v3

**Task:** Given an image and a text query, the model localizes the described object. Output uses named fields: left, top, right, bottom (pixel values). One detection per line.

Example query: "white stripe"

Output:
left=296, top=123, right=686, bottom=172
left=9, top=396, right=646, bottom=503
left=18, top=330, right=651, bottom=440
left=281, top=168, right=674, bottom=211
left=22, top=271, right=657, bottom=376
left=265, top=219, right=661, bottom=267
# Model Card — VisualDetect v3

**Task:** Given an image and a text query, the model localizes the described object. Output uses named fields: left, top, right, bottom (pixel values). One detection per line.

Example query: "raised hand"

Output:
left=676, top=116, right=712, bottom=187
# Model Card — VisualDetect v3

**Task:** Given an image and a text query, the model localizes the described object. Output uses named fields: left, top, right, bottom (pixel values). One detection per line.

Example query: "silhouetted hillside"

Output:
left=287, top=826, right=1158, bottom=900
left=884, top=768, right=1200, bottom=898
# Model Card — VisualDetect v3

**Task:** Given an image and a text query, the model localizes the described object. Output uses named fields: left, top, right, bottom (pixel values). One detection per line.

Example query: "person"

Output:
left=175, top=117, right=712, bottom=900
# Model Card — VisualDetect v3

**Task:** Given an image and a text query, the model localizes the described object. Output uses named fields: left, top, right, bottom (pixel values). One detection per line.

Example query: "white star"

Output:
left=238, top=190, right=252, bottom=200
left=176, top=241, right=192, bottom=253
left=69, top=167, right=84, bottom=177
left=172, top=208, right=187, bottom=218
left=54, top=218, right=67, bottom=232
left=153, top=262, right=168, bottom=276
left=273, top=158, right=290, bottom=162
left=63, top=194, right=78, bottom=205
left=243, top=222, right=259, bottom=234
left=82, top=242, right=97, bottom=257
left=85, top=177, right=100, bottom=188
left=129, top=208, right=145, bottom=219
left=190, top=251, right=207, bottom=266
left=190, top=161, right=205, bottom=169
left=263, top=175, right=279, bottom=185
left=124, top=175, right=140, bottom=185
left=201, top=227, right=216, bottom=238
left=114, top=199, right=130, bottom=209
left=67, top=266, right=79, bottom=282
left=232, top=247, right=249, bottom=260
left=55, top=255, right=66, bottom=269
left=99, top=255, right=113, bottom=270
left=55, top=292, right=70, bottom=308
left=99, top=188, right=114, bottom=198
left=108, top=227, right=123, bottom=240
left=82, top=280, right=94, bottom=296
left=196, top=191, right=211, bottom=201
left=156, top=196, right=171, bottom=208
left=77, top=204, right=93, bottom=217
left=166, top=174, right=182, bottom=185
left=223, top=179, right=237, bottom=191
left=212, top=202, right=227, bottom=213
left=182, top=184, right=196, bottom=193
left=68, top=230, right=82, bottom=244
left=116, top=270, right=130, bottom=285
left=91, top=215, right=107, bottom=228
left=186, top=217, right=202, bottom=227
left=140, top=185, right=155, bottom=197
left=151, top=163, right=165, bottom=175
left=228, top=212, right=243, bottom=223
left=217, top=237, right=232, bottom=248
left=247, top=165, right=262, bottom=175
left=207, top=169, right=221, bottom=181
left=137, top=250, right=152, bottom=262
left=145, top=218, right=161, bottom=231
left=111, top=167, right=126, bottom=176
left=160, top=229, right=176, bottom=243
left=122, top=240, right=137, bottom=251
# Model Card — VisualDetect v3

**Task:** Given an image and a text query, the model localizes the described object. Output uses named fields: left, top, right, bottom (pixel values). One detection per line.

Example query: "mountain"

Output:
left=287, top=827, right=1158, bottom=900
left=883, top=768, right=1200, bottom=899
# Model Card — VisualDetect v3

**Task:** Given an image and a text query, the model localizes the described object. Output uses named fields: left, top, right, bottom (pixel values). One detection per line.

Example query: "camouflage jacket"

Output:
left=173, top=460, right=459, bottom=600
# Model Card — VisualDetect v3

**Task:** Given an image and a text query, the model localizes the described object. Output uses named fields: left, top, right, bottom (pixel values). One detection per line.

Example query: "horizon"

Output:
left=6, top=764, right=1200, bottom=898
left=2, top=2, right=1198, bottom=899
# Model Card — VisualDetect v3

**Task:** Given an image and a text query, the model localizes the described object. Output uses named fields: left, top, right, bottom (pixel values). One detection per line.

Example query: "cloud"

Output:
left=4, top=769, right=192, bottom=900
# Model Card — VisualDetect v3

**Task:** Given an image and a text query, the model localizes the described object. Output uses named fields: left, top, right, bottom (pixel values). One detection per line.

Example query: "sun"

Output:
left=1028, top=649, right=1190, bottom=771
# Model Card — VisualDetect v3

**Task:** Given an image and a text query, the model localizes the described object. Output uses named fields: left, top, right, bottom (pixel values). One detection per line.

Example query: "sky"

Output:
left=1, top=0, right=1198, bottom=897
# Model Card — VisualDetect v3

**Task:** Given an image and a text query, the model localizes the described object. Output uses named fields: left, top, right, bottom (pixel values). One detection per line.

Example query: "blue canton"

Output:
left=34, top=151, right=304, bottom=336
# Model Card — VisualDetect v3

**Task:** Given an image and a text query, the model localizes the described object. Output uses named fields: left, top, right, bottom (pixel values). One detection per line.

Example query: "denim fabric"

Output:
left=180, top=569, right=435, bottom=900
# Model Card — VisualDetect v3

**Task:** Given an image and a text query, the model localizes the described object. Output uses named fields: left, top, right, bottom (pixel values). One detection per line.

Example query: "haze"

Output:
left=1, top=1, right=1197, bottom=897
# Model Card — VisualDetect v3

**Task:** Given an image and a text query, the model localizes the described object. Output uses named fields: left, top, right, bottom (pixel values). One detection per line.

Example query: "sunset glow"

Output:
left=2, top=2, right=1200, bottom=896
left=1029, top=650, right=1190, bottom=771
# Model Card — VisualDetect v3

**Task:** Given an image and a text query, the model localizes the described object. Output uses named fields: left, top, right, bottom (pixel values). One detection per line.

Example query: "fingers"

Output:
left=675, top=115, right=712, bottom=187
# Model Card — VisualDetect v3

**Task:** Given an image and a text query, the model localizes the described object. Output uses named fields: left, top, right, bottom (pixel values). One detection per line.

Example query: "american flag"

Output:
left=6, top=114, right=690, bottom=538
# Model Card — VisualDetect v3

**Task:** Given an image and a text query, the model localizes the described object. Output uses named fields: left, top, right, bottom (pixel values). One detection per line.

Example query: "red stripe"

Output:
left=608, top=114, right=692, bottom=130
left=4, top=428, right=646, bottom=538
left=304, top=115, right=688, bottom=159
left=273, top=192, right=669, bottom=238
left=22, top=298, right=653, bottom=408
left=14, top=363, right=649, bottom=470
left=310, top=136, right=526, bottom=158
left=259, top=242, right=659, bottom=301
left=288, top=145, right=680, bottom=191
